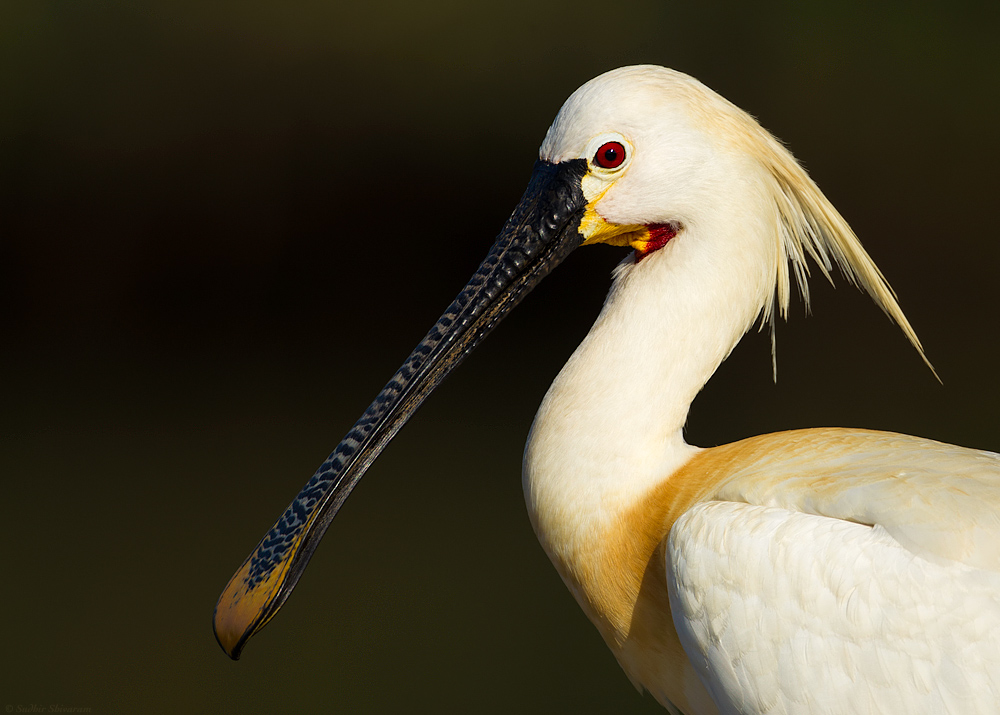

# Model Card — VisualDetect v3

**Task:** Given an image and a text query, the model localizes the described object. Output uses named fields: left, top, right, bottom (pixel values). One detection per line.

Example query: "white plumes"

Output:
left=750, top=124, right=937, bottom=378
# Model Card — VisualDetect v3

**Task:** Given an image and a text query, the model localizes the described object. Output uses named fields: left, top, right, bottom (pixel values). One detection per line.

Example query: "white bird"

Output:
left=214, top=66, right=1000, bottom=714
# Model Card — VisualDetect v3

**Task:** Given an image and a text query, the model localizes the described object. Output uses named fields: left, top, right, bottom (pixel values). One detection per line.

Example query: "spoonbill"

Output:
left=214, top=66, right=1000, bottom=714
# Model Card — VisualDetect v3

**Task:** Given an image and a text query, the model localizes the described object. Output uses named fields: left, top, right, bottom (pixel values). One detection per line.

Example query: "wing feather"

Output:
left=707, top=429, right=1000, bottom=570
left=667, top=500, right=1000, bottom=715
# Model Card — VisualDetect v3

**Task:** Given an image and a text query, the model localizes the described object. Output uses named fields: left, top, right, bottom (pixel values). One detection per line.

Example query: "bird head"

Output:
left=537, top=66, right=930, bottom=372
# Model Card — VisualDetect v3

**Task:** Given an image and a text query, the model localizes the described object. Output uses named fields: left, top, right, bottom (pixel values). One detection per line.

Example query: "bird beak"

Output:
left=214, top=158, right=589, bottom=659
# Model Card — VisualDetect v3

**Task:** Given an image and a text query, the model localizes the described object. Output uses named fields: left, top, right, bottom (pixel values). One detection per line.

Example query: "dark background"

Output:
left=3, top=1, right=998, bottom=712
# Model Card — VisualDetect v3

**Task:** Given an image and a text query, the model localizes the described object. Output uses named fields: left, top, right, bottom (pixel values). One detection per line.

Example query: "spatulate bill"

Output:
left=214, top=158, right=588, bottom=659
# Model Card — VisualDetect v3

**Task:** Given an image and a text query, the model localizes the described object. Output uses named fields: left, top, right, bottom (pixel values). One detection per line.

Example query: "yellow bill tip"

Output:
left=213, top=547, right=296, bottom=660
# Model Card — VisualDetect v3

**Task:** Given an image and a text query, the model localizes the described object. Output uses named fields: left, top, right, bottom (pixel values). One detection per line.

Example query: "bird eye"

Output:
left=594, top=141, right=626, bottom=169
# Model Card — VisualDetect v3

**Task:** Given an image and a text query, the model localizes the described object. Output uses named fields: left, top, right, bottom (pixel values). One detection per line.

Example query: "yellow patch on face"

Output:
left=579, top=203, right=652, bottom=252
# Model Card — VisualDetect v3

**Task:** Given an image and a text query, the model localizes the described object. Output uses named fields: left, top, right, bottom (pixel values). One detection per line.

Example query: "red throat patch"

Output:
left=635, top=223, right=678, bottom=262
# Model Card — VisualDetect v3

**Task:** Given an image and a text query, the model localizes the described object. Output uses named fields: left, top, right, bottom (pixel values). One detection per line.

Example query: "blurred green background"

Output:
left=2, top=1, right=998, bottom=712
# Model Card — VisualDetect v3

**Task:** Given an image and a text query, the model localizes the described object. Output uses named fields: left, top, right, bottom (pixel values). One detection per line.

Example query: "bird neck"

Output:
left=520, top=201, right=773, bottom=710
left=524, top=200, right=774, bottom=521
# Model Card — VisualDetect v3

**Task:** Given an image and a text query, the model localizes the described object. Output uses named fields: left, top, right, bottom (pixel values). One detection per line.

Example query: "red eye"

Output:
left=594, top=141, right=626, bottom=169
